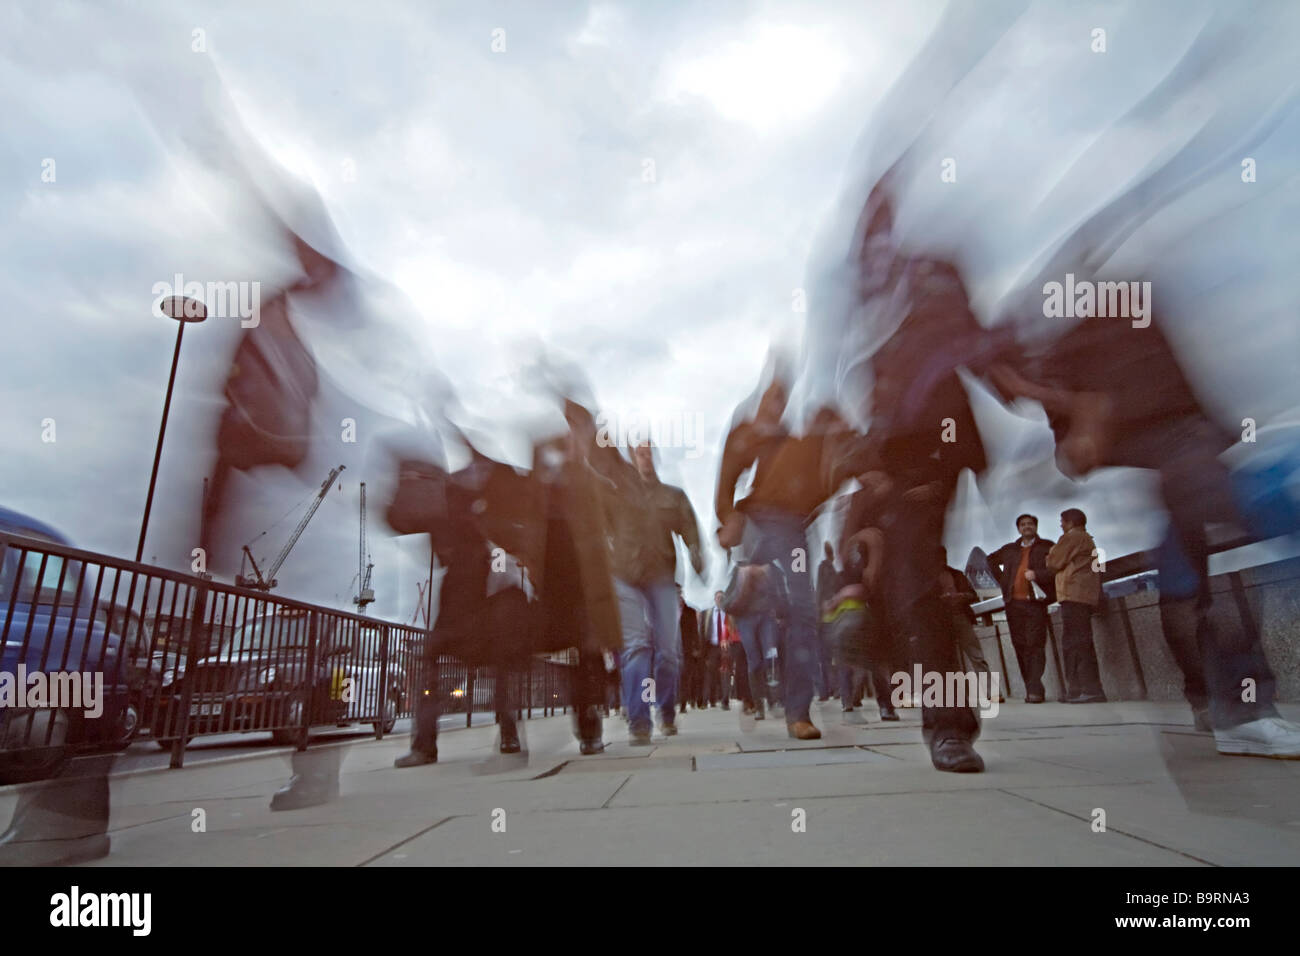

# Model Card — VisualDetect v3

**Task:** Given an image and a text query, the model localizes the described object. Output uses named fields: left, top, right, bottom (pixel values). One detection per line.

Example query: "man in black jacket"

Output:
left=677, top=588, right=702, bottom=712
left=988, top=515, right=1055, bottom=702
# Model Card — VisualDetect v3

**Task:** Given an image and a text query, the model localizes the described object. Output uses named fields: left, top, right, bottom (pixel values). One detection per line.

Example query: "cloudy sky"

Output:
left=3, top=0, right=1297, bottom=620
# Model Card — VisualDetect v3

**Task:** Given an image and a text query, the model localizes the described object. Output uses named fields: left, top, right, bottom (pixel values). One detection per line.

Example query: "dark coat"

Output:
left=680, top=605, right=701, bottom=659
left=988, top=537, right=1056, bottom=605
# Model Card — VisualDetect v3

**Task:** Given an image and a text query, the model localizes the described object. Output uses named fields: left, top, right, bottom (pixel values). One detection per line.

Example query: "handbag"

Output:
left=721, top=562, right=769, bottom=616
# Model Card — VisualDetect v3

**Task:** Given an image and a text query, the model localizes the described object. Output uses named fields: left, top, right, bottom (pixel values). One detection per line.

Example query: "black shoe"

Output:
left=1065, top=693, right=1107, bottom=704
left=721, top=701, right=730, bottom=711
left=930, top=735, right=984, bottom=773
left=271, top=773, right=339, bottom=811
left=0, top=832, right=110, bottom=866
left=878, top=705, right=899, bottom=721
left=579, top=739, right=605, bottom=755
left=1025, top=692, right=1045, bottom=703
left=394, top=749, right=438, bottom=768
left=499, top=735, right=522, bottom=755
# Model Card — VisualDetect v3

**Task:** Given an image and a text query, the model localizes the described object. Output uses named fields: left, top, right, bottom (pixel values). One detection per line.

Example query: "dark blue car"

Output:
left=0, top=507, right=131, bottom=782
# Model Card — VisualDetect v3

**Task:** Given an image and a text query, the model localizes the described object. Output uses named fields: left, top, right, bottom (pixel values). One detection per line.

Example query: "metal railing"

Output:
left=0, top=530, right=575, bottom=781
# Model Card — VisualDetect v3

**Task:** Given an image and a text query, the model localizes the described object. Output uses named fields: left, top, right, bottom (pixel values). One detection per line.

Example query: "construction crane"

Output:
left=354, top=481, right=375, bottom=614
left=235, top=465, right=346, bottom=591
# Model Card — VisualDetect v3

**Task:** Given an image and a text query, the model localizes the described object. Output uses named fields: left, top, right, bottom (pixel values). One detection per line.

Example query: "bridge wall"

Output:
left=976, top=556, right=1300, bottom=705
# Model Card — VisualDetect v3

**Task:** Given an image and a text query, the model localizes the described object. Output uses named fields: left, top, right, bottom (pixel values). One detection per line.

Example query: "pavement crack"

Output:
left=996, top=788, right=1218, bottom=865
left=531, top=761, right=569, bottom=780
left=602, top=775, right=632, bottom=808
left=355, top=815, right=458, bottom=866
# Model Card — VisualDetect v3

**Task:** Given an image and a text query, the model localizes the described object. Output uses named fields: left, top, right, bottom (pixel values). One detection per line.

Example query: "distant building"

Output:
left=963, top=546, right=1001, bottom=599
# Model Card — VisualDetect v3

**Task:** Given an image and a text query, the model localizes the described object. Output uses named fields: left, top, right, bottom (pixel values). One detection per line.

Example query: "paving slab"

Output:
left=3, top=700, right=1296, bottom=866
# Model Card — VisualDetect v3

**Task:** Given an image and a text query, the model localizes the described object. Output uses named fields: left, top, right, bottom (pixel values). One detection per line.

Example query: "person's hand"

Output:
left=902, top=480, right=942, bottom=503
left=859, top=470, right=893, bottom=501
left=717, top=513, right=744, bottom=549
left=1024, top=570, right=1036, bottom=582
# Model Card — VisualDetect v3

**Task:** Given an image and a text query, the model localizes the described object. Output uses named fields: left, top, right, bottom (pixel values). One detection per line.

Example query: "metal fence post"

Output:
left=298, top=610, right=320, bottom=751
left=376, top=623, right=391, bottom=740
left=170, top=579, right=208, bottom=769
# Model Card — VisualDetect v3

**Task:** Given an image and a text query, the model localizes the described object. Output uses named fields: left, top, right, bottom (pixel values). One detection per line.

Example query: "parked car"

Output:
left=97, top=605, right=187, bottom=747
left=0, top=507, right=132, bottom=783
left=152, top=608, right=403, bottom=748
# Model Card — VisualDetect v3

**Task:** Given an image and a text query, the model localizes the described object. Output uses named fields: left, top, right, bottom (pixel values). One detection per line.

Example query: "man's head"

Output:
left=632, top=441, right=656, bottom=480
left=713, top=590, right=724, bottom=608
left=1060, top=508, right=1087, bottom=532
left=824, top=541, right=834, bottom=560
left=756, top=381, right=787, bottom=426
left=1016, top=514, right=1038, bottom=541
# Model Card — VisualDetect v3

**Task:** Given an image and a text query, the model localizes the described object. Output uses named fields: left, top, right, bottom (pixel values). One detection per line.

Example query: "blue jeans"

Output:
left=734, top=612, right=781, bottom=704
left=616, top=577, right=681, bottom=732
left=740, top=508, right=818, bottom=723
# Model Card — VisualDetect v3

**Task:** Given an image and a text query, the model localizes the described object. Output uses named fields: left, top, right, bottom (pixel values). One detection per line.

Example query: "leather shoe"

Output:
left=1025, top=692, right=1045, bottom=703
left=579, top=739, right=605, bottom=755
left=878, top=705, right=899, bottom=721
left=787, top=721, right=822, bottom=740
left=394, top=750, right=437, bottom=768
left=930, top=735, right=984, bottom=773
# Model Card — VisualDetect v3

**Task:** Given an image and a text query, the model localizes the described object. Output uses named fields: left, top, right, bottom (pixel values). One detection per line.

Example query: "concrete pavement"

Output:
left=4, top=699, right=1299, bottom=866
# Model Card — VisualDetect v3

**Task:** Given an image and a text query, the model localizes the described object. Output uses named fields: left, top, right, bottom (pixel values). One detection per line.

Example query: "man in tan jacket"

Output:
left=1045, top=508, right=1105, bottom=703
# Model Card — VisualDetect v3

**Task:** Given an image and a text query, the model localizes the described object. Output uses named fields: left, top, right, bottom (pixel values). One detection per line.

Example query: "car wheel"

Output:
left=111, top=696, right=141, bottom=750
left=0, top=709, right=71, bottom=783
left=373, top=691, right=399, bottom=735
left=153, top=736, right=194, bottom=750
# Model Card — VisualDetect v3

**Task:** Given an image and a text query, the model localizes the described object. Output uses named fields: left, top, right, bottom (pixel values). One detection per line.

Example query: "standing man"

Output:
left=816, top=542, right=840, bottom=700
left=988, top=515, right=1055, bottom=703
left=1045, top=509, right=1106, bottom=703
left=592, top=440, right=705, bottom=745
left=678, top=587, right=701, bottom=713
left=701, top=590, right=735, bottom=709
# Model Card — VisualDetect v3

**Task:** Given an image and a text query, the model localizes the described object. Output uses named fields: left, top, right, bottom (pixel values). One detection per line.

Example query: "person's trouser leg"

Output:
left=616, top=579, right=654, bottom=734
left=951, top=613, right=989, bottom=675
left=1059, top=601, right=1102, bottom=697
left=760, top=616, right=783, bottom=706
left=746, top=514, right=817, bottom=723
left=1007, top=600, right=1047, bottom=698
left=910, top=594, right=980, bottom=744
left=495, top=662, right=520, bottom=749
left=645, top=579, right=681, bottom=726
left=574, top=647, right=606, bottom=744
left=411, top=632, right=442, bottom=756
left=730, top=642, right=753, bottom=708
left=1154, top=437, right=1279, bottom=728
left=705, top=646, right=716, bottom=704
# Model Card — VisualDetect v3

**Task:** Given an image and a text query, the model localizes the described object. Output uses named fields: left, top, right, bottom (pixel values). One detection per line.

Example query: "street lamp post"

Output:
left=136, top=296, right=207, bottom=564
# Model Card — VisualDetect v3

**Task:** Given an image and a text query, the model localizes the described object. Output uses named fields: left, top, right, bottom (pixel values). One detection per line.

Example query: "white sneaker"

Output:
left=1214, top=716, right=1300, bottom=758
